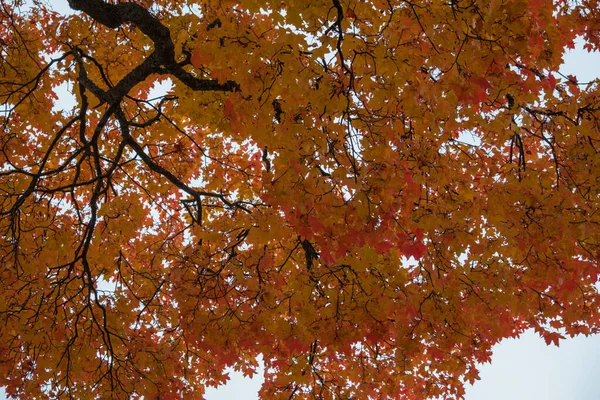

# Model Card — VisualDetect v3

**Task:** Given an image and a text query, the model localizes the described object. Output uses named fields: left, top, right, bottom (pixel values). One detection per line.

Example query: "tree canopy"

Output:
left=1, top=0, right=599, bottom=398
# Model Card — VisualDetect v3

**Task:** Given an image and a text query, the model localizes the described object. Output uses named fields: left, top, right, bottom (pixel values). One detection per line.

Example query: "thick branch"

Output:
left=67, top=0, right=239, bottom=95
left=67, top=0, right=174, bottom=61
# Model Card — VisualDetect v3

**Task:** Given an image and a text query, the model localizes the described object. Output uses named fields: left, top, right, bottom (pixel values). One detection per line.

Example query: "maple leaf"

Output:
left=190, top=46, right=213, bottom=68
left=541, top=331, right=565, bottom=347
left=0, top=0, right=599, bottom=398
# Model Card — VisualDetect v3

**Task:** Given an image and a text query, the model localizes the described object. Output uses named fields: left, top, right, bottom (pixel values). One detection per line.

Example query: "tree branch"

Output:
left=67, top=0, right=239, bottom=96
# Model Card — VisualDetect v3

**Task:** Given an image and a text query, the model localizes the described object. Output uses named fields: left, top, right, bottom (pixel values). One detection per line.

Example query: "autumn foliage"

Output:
left=1, top=0, right=600, bottom=398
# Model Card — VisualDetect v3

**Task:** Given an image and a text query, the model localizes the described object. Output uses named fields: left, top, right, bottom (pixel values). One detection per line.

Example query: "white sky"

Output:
left=1, top=2, right=599, bottom=399
left=205, top=332, right=600, bottom=400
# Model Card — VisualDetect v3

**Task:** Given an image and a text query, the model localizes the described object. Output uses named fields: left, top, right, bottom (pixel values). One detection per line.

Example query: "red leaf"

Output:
left=548, top=73, right=556, bottom=91
left=541, top=331, right=564, bottom=347
left=224, top=96, right=241, bottom=131
left=471, top=76, right=493, bottom=90
left=375, top=240, right=393, bottom=254
left=190, top=46, right=212, bottom=68
left=308, top=214, right=326, bottom=234
left=406, top=242, right=426, bottom=260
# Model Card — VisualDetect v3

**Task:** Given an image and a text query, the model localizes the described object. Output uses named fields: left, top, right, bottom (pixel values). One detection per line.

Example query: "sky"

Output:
left=1, top=2, right=600, bottom=399
left=203, top=330, right=600, bottom=400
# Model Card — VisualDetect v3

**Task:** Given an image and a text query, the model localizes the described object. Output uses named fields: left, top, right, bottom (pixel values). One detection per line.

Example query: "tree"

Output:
left=0, top=0, right=599, bottom=398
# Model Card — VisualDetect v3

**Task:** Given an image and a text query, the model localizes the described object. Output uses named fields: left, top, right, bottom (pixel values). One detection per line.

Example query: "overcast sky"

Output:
left=1, top=2, right=599, bottom=400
